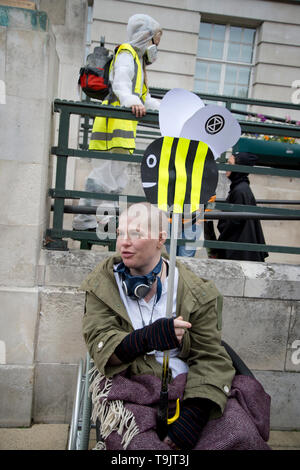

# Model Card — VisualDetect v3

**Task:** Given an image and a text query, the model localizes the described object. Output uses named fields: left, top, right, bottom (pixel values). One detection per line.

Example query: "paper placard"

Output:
left=180, top=104, right=241, bottom=159
left=159, top=88, right=205, bottom=138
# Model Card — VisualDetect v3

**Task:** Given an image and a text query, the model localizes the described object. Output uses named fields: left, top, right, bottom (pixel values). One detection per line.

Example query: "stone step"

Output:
left=0, top=425, right=299, bottom=450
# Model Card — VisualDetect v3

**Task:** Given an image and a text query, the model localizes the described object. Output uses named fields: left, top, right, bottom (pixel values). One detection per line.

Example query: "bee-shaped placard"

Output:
left=141, top=88, right=241, bottom=214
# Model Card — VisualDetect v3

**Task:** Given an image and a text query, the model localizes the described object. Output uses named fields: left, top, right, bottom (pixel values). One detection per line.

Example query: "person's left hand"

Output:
left=174, top=316, right=192, bottom=344
left=131, top=104, right=146, bottom=117
left=163, top=398, right=212, bottom=450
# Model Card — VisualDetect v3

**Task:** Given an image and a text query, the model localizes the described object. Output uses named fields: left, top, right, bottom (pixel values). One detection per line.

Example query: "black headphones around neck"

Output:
left=114, top=258, right=163, bottom=302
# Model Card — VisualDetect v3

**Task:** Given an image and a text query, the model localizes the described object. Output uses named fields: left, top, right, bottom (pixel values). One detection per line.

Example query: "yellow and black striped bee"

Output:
left=141, top=136, right=217, bottom=214
left=141, top=88, right=241, bottom=214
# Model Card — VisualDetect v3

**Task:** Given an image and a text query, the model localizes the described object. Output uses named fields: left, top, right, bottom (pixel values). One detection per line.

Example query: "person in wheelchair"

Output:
left=81, top=202, right=271, bottom=450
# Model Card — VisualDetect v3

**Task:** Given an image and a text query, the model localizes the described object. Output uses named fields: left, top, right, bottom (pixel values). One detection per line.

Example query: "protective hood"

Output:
left=127, top=14, right=161, bottom=54
left=233, top=152, right=258, bottom=166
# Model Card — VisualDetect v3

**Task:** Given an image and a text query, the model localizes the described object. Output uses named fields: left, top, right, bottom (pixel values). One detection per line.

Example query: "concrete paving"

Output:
left=0, top=425, right=300, bottom=450
left=0, top=424, right=69, bottom=450
left=267, top=430, right=300, bottom=451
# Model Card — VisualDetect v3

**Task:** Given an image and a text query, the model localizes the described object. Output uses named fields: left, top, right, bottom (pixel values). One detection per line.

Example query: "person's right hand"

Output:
left=131, top=104, right=146, bottom=117
left=173, top=316, right=191, bottom=344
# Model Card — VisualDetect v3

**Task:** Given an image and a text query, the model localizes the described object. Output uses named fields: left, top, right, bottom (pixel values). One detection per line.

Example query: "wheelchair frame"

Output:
left=68, top=352, right=94, bottom=450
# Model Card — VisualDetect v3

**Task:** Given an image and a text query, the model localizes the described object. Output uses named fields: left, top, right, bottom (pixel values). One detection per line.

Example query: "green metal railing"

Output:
left=46, top=92, right=300, bottom=256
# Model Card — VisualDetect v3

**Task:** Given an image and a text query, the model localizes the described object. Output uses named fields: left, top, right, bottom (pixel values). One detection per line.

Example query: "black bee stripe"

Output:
left=184, top=140, right=198, bottom=211
left=199, top=147, right=218, bottom=205
left=167, top=138, right=178, bottom=210
left=141, top=137, right=163, bottom=206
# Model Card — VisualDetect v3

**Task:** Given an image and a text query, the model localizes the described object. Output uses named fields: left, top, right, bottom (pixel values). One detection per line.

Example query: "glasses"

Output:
left=117, top=229, right=148, bottom=240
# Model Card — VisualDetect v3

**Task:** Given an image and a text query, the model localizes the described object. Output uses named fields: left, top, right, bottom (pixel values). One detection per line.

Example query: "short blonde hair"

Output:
left=119, top=202, right=168, bottom=238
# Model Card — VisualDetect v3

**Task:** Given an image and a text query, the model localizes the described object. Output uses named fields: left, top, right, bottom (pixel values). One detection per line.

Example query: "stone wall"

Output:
left=0, top=5, right=59, bottom=426
left=35, top=0, right=88, bottom=194
left=0, top=3, right=87, bottom=427
left=29, top=250, right=300, bottom=430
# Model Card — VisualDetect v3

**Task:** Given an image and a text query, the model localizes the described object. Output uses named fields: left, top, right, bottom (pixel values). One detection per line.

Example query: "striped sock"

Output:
left=115, top=318, right=179, bottom=363
left=167, top=398, right=212, bottom=449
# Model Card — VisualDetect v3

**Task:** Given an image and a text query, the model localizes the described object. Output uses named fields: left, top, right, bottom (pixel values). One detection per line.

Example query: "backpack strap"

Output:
left=111, top=43, right=147, bottom=100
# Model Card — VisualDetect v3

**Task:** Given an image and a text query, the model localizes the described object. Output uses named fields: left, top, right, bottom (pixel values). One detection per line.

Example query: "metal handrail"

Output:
left=56, top=98, right=300, bottom=137
left=149, top=87, right=300, bottom=112
left=51, top=204, right=300, bottom=220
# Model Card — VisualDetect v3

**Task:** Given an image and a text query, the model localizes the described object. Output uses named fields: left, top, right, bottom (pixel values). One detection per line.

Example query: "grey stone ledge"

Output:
left=39, top=249, right=300, bottom=300
left=242, top=262, right=300, bottom=300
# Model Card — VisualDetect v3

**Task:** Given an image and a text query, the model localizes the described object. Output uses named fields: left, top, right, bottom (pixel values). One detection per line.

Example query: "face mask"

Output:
left=144, top=44, right=158, bottom=65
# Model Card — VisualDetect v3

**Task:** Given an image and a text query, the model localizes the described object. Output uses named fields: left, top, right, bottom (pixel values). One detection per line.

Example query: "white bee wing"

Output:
left=179, top=105, right=241, bottom=159
left=159, top=88, right=205, bottom=137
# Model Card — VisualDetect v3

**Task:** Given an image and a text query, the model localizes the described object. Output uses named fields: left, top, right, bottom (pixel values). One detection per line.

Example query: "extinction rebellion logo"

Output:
left=205, top=114, right=225, bottom=134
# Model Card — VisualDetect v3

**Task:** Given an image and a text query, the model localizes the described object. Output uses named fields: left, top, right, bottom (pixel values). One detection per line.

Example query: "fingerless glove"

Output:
left=167, top=398, right=212, bottom=449
left=114, top=317, right=180, bottom=363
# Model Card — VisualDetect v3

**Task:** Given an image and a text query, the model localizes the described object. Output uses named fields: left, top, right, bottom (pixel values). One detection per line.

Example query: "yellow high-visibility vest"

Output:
left=89, top=43, right=148, bottom=153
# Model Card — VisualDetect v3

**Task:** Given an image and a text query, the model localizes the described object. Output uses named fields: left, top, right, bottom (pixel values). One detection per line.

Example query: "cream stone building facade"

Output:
left=90, top=0, right=300, bottom=106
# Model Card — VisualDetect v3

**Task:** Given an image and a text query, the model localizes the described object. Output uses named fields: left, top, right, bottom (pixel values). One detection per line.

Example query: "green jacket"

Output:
left=80, top=255, right=235, bottom=419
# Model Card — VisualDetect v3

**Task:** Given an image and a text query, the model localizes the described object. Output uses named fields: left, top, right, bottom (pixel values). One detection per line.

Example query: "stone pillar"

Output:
left=0, top=6, right=59, bottom=426
left=253, top=21, right=300, bottom=116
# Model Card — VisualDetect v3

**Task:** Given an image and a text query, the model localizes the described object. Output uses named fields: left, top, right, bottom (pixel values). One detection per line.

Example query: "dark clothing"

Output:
left=204, top=221, right=218, bottom=258
left=216, top=172, right=268, bottom=262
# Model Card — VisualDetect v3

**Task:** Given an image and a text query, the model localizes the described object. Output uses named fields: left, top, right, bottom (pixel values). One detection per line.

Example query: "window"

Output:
left=194, top=22, right=256, bottom=100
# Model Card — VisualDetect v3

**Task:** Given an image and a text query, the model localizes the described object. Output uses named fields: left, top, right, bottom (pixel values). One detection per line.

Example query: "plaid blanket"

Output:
left=90, top=370, right=271, bottom=450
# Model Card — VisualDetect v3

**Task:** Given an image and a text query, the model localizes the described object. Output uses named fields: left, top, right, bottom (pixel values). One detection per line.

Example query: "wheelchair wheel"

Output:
left=68, top=353, right=93, bottom=450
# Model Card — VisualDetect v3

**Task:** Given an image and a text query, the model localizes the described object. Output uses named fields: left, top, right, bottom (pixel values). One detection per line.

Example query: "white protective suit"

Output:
left=73, top=14, right=161, bottom=231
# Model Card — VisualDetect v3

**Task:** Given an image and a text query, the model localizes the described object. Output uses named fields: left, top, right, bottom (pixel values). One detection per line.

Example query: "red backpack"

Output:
left=78, top=38, right=114, bottom=100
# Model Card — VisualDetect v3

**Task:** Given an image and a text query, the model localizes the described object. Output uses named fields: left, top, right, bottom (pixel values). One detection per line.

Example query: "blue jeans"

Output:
left=165, top=222, right=203, bottom=257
